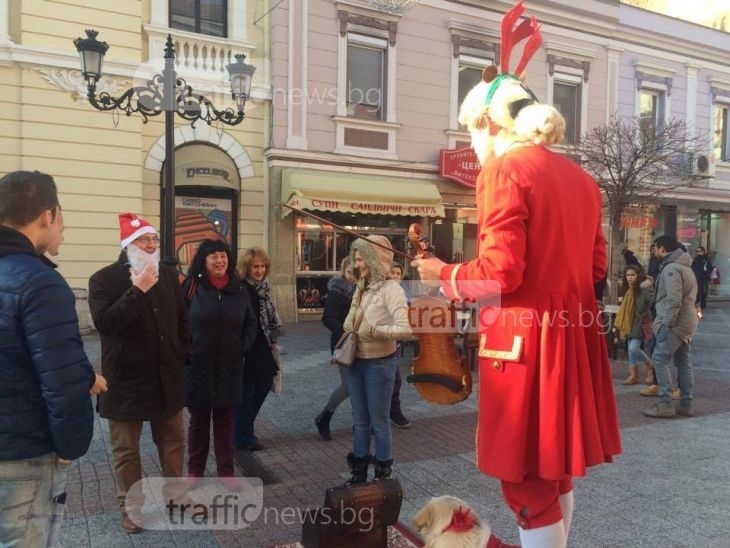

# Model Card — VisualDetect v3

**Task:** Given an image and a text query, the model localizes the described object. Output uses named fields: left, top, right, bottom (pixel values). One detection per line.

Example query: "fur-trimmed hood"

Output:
left=350, top=235, right=393, bottom=285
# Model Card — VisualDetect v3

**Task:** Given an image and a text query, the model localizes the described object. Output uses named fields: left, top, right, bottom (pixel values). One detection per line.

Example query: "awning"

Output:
left=281, top=169, right=445, bottom=218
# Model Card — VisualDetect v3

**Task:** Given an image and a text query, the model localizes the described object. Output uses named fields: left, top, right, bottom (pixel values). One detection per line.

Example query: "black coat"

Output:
left=321, top=276, right=355, bottom=353
left=242, top=281, right=278, bottom=384
left=88, top=252, right=189, bottom=421
left=182, top=276, right=258, bottom=407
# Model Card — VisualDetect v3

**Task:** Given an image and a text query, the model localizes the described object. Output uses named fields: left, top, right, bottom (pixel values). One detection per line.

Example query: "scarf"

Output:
left=614, top=287, right=636, bottom=338
left=247, top=277, right=283, bottom=342
left=209, top=273, right=229, bottom=290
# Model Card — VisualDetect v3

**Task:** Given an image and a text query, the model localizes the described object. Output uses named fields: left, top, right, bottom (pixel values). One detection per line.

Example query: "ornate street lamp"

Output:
left=74, top=29, right=255, bottom=262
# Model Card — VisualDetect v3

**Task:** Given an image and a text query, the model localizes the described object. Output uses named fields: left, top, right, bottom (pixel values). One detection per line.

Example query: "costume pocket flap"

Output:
left=478, top=334, right=524, bottom=362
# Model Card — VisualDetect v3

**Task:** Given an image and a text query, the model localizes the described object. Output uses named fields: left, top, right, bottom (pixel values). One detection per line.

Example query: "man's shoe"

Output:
left=640, top=384, right=659, bottom=397
left=643, top=401, right=676, bottom=418
left=390, top=410, right=411, bottom=428
left=121, top=512, right=144, bottom=534
left=672, top=387, right=681, bottom=400
left=676, top=405, right=694, bottom=417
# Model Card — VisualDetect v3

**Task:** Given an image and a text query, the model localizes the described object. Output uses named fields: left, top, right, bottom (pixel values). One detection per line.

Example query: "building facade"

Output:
left=268, top=0, right=730, bottom=321
left=0, top=0, right=271, bottom=321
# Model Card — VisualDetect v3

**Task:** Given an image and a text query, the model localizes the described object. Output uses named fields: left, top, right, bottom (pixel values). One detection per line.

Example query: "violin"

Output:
left=406, top=296, right=472, bottom=404
left=405, top=223, right=473, bottom=404
left=279, top=203, right=472, bottom=404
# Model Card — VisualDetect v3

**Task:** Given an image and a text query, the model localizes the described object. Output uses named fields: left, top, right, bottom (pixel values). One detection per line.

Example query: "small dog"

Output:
left=412, top=495, right=492, bottom=548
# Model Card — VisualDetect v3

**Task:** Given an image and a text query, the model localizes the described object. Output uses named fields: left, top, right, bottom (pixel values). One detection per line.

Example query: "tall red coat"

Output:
left=440, top=145, right=622, bottom=482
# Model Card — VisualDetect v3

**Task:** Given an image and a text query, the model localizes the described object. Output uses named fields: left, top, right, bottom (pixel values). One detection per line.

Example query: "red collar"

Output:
left=441, top=506, right=476, bottom=534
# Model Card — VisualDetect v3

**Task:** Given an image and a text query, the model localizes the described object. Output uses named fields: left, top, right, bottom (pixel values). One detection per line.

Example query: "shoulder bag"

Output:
left=331, top=292, right=372, bottom=366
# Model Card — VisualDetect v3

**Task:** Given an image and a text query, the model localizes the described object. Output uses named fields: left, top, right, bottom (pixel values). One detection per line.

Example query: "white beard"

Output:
left=126, top=244, right=160, bottom=275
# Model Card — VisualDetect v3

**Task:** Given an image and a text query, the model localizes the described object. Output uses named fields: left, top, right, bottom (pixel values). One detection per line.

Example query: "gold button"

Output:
left=492, top=360, right=500, bottom=370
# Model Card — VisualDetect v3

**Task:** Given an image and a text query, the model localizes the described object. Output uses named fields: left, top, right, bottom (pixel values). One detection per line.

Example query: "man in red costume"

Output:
left=414, top=2, right=622, bottom=546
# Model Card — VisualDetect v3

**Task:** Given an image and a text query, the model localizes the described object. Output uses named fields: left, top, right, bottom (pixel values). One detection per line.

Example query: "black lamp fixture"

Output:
left=73, top=29, right=255, bottom=262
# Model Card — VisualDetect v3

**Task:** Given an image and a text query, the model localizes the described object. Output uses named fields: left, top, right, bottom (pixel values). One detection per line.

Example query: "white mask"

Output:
left=126, top=244, right=160, bottom=275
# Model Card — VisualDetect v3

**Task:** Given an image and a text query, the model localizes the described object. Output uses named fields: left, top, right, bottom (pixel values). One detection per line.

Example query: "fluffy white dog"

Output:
left=412, top=496, right=518, bottom=548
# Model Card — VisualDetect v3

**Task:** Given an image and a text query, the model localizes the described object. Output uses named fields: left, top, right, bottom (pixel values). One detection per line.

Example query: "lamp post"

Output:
left=73, top=29, right=255, bottom=262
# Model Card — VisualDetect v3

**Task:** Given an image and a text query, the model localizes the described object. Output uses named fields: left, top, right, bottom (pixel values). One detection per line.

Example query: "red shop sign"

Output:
left=440, top=147, right=480, bottom=189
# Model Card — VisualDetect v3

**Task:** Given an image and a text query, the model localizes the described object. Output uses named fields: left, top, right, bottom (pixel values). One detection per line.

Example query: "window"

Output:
left=170, top=0, right=227, bottom=38
left=639, top=89, right=663, bottom=142
left=347, top=35, right=387, bottom=121
left=546, top=54, right=590, bottom=146
left=553, top=79, right=581, bottom=145
left=458, top=55, right=490, bottom=130
left=714, top=105, right=730, bottom=161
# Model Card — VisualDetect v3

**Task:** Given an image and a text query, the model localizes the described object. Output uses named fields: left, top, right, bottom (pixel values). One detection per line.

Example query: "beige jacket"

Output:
left=343, top=235, right=412, bottom=359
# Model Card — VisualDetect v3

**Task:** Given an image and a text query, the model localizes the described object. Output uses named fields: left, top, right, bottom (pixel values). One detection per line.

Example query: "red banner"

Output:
left=440, top=147, right=481, bottom=189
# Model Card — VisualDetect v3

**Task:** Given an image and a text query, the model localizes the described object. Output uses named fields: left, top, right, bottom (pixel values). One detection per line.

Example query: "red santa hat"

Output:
left=119, top=212, right=157, bottom=249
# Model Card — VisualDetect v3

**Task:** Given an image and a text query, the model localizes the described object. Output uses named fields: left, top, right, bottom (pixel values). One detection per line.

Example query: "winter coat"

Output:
left=627, top=279, right=654, bottom=340
left=691, top=255, right=712, bottom=283
left=242, top=281, right=278, bottom=384
left=0, top=226, right=94, bottom=460
left=343, top=235, right=412, bottom=359
left=88, top=252, right=189, bottom=421
left=440, top=145, right=621, bottom=482
left=321, top=275, right=355, bottom=353
left=182, top=275, right=258, bottom=408
left=653, top=249, right=698, bottom=343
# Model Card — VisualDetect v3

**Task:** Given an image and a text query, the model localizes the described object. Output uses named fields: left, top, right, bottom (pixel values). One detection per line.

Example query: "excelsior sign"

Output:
left=440, top=147, right=480, bottom=189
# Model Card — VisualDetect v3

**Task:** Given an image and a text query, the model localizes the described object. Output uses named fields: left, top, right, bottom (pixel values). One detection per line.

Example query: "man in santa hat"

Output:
left=88, top=213, right=189, bottom=533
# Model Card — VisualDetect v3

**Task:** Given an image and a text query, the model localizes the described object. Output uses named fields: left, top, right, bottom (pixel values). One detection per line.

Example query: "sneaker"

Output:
left=672, top=387, right=681, bottom=400
left=247, top=440, right=265, bottom=451
left=643, top=401, right=676, bottom=418
left=390, top=410, right=411, bottom=428
left=186, top=475, right=202, bottom=489
left=676, top=405, right=694, bottom=417
left=640, top=384, right=659, bottom=397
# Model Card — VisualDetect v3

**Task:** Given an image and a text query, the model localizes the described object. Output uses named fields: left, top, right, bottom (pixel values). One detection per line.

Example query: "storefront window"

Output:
left=294, top=213, right=414, bottom=311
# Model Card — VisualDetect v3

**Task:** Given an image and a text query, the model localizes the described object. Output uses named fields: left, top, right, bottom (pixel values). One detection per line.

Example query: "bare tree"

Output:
left=570, top=116, right=706, bottom=297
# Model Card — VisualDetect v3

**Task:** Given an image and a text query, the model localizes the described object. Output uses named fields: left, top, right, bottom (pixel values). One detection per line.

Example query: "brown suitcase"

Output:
left=301, top=478, right=403, bottom=548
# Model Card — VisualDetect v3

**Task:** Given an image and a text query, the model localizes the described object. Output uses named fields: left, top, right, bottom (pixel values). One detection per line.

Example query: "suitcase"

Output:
left=301, top=478, right=403, bottom=548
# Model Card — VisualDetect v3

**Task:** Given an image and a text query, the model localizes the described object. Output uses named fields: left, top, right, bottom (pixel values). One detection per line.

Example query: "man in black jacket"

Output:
left=88, top=213, right=189, bottom=533
left=0, top=170, right=105, bottom=547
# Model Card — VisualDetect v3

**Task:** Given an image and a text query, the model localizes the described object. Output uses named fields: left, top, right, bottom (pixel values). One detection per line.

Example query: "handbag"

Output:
left=270, top=343, right=283, bottom=395
left=331, top=292, right=372, bottom=366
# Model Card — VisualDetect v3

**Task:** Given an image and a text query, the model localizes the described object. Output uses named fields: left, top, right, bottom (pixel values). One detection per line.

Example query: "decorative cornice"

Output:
left=547, top=54, right=590, bottom=82
left=37, top=68, right=132, bottom=103
left=636, top=70, right=673, bottom=96
left=451, top=34, right=499, bottom=60
left=338, top=10, right=398, bottom=46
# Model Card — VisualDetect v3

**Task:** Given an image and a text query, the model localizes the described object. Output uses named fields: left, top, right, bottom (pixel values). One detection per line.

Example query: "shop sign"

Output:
left=286, top=198, right=440, bottom=217
left=184, top=166, right=231, bottom=182
left=619, top=215, right=658, bottom=229
left=440, top=147, right=480, bottom=189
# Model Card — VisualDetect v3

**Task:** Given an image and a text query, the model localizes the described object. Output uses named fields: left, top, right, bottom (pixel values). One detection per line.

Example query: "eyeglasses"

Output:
left=135, top=236, right=160, bottom=245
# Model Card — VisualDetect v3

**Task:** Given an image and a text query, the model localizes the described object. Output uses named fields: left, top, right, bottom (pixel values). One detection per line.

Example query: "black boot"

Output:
left=314, top=408, right=333, bottom=440
left=373, top=458, right=393, bottom=479
left=345, top=453, right=370, bottom=485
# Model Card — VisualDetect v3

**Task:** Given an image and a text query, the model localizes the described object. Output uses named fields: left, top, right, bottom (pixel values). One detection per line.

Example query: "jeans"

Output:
left=0, top=453, right=70, bottom=548
left=627, top=338, right=651, bottom=366
left=234, top=377, right=272, bottom=448
left=652, top=325, right=693, bottom=406
left=348, top=356, right=397, bottom=461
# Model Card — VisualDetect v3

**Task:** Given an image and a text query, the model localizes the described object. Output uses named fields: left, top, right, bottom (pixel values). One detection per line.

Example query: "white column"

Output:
left=605, top=46, right=622, bottom=124
left=286, top=0, right=308, bottom=149
left=150, top=0, right=167, bottom=27
left=685, top=63, right=700, bottom=134
left=230, top=0, right=248, bottom=41
left=0, top=0, right=11, bottom=44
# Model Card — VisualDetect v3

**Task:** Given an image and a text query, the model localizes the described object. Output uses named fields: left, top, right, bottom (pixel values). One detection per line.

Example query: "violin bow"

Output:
left=278, top=201, right=416, bottom=262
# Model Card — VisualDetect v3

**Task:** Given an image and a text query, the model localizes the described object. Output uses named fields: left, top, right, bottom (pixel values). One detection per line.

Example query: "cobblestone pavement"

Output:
left=59, top=302, right=730, bottom=547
